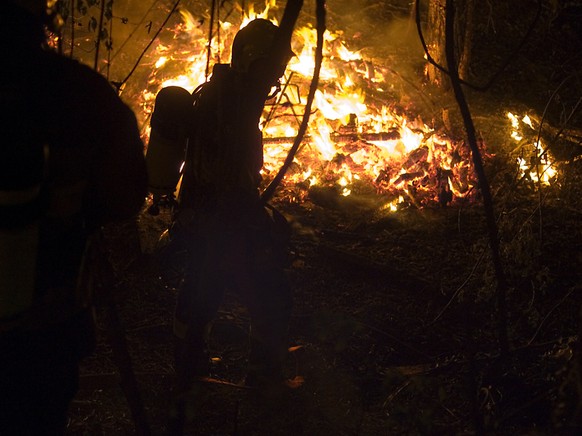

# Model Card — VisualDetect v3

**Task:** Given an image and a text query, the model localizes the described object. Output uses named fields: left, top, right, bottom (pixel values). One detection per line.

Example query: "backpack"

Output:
left=145, top=86, right=194, bottom=215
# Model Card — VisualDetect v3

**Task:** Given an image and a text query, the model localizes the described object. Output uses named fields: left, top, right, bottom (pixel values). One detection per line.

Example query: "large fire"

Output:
left=137, top=1, right=484, bottom=211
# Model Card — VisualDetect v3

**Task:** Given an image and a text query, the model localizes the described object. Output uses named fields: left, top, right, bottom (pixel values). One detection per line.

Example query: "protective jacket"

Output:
left=0, top=5, right=147, bottom=328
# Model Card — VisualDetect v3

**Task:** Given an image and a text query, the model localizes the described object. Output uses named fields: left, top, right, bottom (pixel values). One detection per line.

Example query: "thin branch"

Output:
left=205, top=0, right=218, bottom=80
left=432, top=247, right=487, bottom=324
left=93, top=0, right=107, bottom=70
left=100, top=0, right=163, bottom=73
left=261, top=0, right=322, bottom=203
left=444, top=0, right=509, bottom=355
left=118, top=0, right=182, bottom=91
left=525, top=286, right=577, bottom=347
left=70, top=0, right=76, bottom=58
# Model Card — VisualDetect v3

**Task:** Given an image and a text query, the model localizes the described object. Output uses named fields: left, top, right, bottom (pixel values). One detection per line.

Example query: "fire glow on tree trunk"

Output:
left=427, top=0, right=447, bottom=87
left=426, top=0, right=475, bottom=86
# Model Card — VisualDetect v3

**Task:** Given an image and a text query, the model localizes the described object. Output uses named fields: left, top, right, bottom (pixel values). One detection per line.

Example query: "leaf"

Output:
left=88, top=16, right=97, bottom=32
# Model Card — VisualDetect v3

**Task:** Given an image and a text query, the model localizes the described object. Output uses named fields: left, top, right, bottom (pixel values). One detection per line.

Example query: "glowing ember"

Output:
left=137, top=1, right=484, bottom=210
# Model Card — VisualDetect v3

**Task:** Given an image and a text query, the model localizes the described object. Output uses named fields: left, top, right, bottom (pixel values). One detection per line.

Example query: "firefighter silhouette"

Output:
left=153, top=8, right=304, bottom=429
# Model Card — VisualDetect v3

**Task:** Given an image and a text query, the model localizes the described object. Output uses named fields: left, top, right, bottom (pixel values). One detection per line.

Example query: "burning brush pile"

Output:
left=131, top=1, right=493, bottom=211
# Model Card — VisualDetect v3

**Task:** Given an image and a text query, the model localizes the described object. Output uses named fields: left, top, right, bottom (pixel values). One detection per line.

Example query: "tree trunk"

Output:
left=427, top=0, right=447, bottom=87
left=426, top=0, right=475, bottom=86
left=458, top=0, right=475, bottom=82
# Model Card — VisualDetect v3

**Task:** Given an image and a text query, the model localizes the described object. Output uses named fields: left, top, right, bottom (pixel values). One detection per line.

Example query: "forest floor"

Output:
left=66, top=1, right=582, bottom=434
left=66, top=178, right=582, bottom=435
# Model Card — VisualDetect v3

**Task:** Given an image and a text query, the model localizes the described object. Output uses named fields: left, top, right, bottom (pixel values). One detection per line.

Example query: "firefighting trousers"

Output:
left=173, top=213, right=291, bottom=387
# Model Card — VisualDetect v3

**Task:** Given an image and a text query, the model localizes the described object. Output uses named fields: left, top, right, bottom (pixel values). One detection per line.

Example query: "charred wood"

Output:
left=263, top=130, right=401, bottom=145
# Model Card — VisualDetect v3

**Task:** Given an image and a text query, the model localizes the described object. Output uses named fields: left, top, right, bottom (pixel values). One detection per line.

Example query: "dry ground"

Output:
left=66, top=179, right=582, bottom=435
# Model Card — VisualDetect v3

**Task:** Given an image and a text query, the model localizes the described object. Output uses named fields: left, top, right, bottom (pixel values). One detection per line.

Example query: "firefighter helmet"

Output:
left=231, top=18, right=293, bottom=73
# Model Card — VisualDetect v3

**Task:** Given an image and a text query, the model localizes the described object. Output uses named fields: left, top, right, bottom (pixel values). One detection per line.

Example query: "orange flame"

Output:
left=508, top=112, right=557, bottom=185
left=138, top=0, right=483, bottom=210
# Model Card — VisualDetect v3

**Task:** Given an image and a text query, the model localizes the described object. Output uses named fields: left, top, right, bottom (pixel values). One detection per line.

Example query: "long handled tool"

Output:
left=92, top=230, right=151, bottom=436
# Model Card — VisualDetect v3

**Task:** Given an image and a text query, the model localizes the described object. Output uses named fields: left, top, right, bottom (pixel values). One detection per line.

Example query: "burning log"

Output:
left=261, top=121, right=476, bottom=210
left=262, top=130, right=401, bottom=145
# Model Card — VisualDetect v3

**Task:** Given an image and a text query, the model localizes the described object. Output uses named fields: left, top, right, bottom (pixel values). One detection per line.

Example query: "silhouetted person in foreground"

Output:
left=0, top=1, right=147, bottom=434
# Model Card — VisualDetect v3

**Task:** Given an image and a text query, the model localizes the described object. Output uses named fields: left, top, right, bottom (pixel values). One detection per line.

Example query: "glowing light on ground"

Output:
left=508, top=112, right=557, bottom=185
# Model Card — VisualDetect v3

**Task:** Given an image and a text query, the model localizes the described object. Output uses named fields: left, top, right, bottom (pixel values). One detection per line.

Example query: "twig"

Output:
left=93, top=0, right=107, bottom=71
left=525, top=286, right=577, bottom=347
left=431, top=246, right=487, bottom=324
left=261, top=0, right=323, bottom=203
left=101, top=0, right=162, bottom=72
left=70, top=0, right=76, bottom=58
left=382, top=380, right=411, bottom=407
left=118, top=0, right=182, bottom=90
left=205, top=0, right=218, bottom=80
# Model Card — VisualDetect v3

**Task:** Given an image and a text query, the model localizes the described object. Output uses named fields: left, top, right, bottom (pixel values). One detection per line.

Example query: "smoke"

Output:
left=321, top=0, right=428, bottom=111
